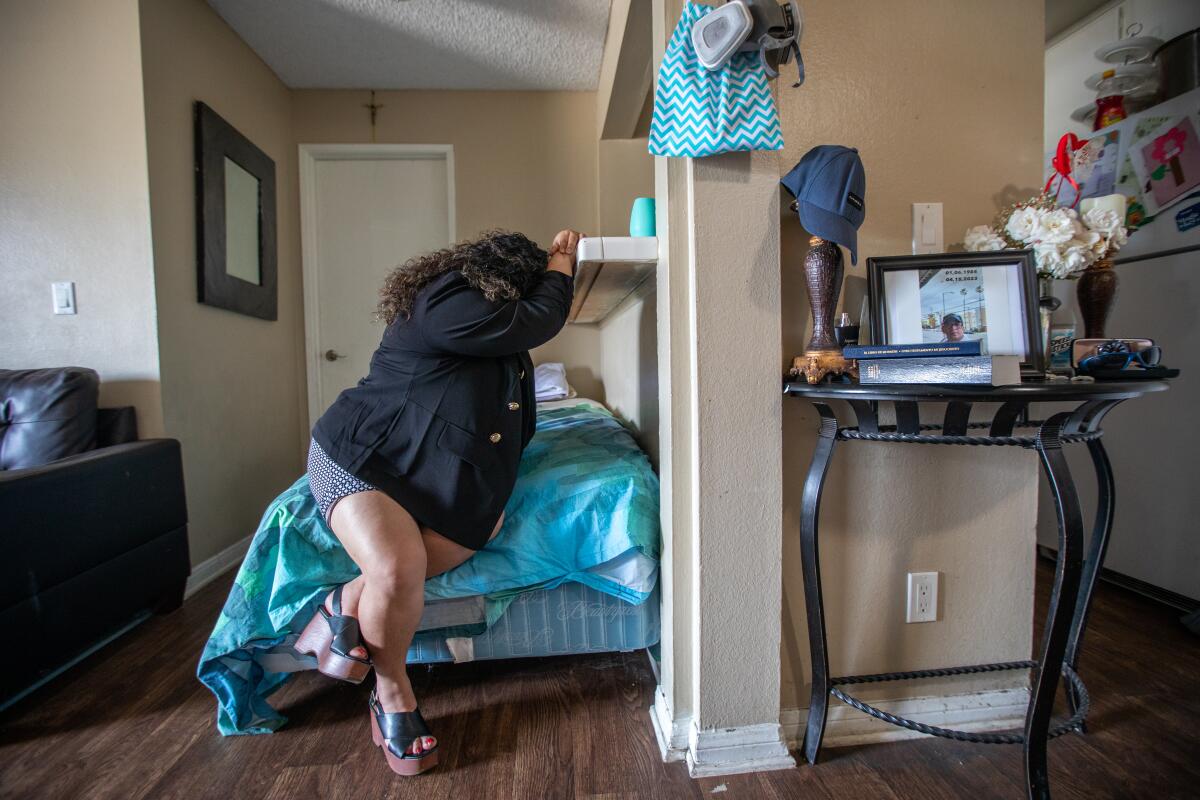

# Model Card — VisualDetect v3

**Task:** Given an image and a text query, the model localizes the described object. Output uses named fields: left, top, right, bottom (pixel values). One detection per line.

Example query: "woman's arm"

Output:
left=419, top=230, right=583, bottom=357
left=545, top=229, right=581, bottom=278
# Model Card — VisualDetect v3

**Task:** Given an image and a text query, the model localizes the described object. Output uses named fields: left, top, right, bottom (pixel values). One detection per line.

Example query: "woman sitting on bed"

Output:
left=298, top=228, right=582, bottom=775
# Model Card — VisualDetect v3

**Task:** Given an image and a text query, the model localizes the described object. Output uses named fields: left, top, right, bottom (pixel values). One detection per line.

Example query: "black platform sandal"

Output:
left=368, top=689, right=439, bottom=776
left=294, top=584, right=372, bottom=684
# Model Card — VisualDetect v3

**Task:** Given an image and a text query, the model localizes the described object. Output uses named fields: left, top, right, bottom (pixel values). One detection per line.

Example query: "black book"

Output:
left=859, top=355, right=1021, bottom=385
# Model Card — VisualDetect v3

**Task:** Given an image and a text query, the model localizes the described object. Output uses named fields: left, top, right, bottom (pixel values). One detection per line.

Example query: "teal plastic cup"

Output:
left=629, top=197, right=656, bottom=237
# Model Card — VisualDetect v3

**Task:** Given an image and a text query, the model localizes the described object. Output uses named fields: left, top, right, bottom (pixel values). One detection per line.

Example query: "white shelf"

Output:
left=568, top=236, right=658, bottom=324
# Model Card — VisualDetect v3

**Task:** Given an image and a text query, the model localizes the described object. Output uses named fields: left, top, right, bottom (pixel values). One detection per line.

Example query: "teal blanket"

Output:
left=197, top=403, right=659, bottom=735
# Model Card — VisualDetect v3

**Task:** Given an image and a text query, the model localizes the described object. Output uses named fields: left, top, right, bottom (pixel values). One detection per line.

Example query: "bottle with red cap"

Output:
left=1093, top=69, right=1127, bottom=131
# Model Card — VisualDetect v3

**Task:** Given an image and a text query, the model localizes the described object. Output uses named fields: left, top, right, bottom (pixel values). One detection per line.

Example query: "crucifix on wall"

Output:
left=363, top=90, right=384, bottom=143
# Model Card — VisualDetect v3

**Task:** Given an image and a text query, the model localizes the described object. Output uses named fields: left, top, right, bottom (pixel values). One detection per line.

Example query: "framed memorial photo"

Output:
left=195, top=101, right=277, bottom=321
left=866, top=250, right=1044, bottom=375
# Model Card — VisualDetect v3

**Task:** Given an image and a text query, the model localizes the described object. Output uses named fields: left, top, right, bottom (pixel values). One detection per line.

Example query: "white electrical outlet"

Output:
left=906, top=571, right=939, bottom=623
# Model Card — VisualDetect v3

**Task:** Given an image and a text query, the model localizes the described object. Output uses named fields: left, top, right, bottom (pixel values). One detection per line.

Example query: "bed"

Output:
left=198, top=397, right=661, bottom=735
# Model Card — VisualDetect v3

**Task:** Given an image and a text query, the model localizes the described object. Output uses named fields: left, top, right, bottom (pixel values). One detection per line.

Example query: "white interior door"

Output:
left=300, top=145, right=454, bottom=425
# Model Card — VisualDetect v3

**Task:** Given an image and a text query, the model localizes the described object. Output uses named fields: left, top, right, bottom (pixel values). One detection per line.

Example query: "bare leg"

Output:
left=422, top=512, right=505, bottom=577
left=335, top=510, right=504, bottom=614
left=327, top=490, right=434, bottom=755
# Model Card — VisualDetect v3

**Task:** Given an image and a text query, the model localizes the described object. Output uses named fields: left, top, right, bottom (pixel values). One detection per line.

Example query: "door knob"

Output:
left=324, top=349, right=347, bottom=362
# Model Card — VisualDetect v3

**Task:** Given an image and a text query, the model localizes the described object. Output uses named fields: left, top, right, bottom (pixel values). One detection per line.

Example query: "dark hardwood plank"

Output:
left=2, top=561, right=1197, bottom=799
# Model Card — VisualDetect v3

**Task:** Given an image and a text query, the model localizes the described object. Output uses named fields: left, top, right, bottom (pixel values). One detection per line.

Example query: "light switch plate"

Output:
left=52, top=281, right=76, bottom=315
left=912, top=203, right=944, bottom=254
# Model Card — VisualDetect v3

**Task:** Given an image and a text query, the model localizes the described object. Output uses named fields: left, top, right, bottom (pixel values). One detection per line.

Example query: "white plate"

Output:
left=1068, top=94, right=1157, bottom=126
left=1070, top=103, right=1097, bottom=125
left=1093, top=36, right=1162, bottom=64
left=1084, top=63, right=1157, bottom=94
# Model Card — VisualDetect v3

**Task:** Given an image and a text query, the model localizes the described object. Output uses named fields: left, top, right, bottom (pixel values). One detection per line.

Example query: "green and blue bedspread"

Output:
left=197, top=403, right=659, bottom=735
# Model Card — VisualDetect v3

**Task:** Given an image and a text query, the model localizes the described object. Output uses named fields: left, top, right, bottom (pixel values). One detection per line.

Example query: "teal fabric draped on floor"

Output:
left=197, top=403, right=660, bottom=735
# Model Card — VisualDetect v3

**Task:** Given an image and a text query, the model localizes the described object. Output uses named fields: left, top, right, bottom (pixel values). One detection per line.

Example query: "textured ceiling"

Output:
left=205, top=0, right=612, bottom=90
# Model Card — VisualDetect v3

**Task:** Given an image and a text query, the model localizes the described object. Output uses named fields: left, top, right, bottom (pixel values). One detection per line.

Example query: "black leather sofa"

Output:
left=0, top=367, right=190, bottom=706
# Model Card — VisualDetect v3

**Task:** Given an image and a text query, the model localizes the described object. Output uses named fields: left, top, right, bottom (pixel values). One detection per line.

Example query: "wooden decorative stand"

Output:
left=790, top=236, right=857, bottom=384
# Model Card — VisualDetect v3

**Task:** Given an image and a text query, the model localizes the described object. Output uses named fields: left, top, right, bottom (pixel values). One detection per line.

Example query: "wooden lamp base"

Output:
left=790, top=236, right=857, bottom=384
left=790, top=351, right=858, bottom=384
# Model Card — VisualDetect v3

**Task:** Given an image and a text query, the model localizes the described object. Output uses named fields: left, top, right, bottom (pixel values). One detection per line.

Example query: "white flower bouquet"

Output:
left=963, top=193, right=1128, bottom=279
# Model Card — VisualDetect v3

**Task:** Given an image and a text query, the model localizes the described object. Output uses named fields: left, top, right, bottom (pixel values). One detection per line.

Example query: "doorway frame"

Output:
left=297, top=143, right=456, bottom=426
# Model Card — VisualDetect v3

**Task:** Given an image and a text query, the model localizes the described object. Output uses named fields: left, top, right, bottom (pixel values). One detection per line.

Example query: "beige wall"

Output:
left=139, top=0, right=307, bottom=566
left=0, top=0, right=163, bottom=436
left=596, top=138, right=658, bottom=463
left=599, top=291, right=658, bottom=463
left=778, top=0, right=1045, bottom=713
left=290, top=90, right=604, bottom=400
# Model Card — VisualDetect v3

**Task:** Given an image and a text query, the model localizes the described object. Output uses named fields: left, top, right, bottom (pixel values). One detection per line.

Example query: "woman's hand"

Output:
left=547, top=229, right=584, bottom=277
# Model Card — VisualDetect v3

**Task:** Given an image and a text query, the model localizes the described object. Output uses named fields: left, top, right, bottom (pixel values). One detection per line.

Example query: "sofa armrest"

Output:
left=0, top=439, right=189, bottom=610
left=97, top=406, right=138, bottom=447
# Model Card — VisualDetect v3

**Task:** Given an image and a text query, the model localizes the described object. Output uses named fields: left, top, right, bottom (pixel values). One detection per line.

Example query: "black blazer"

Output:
left=312, top=268, right=573, bottom=550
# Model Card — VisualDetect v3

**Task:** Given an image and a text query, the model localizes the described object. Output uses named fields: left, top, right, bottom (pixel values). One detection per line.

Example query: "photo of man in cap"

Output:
left=940, top=313, right=965, bottom=343
left=917, top=268, right=988, bottom=348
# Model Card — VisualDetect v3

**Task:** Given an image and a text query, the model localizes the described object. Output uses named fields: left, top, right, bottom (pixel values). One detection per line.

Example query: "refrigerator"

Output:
left=1036, top=86, right=1200, bottom=605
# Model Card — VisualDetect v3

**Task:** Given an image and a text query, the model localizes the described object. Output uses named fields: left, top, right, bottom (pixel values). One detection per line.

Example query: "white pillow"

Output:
left=534, top=362, right=572, bottom=401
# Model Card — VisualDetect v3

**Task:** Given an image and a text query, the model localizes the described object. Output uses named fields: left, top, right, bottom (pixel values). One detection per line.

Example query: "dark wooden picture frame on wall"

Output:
left=866, top=250, right=1044, bottom=375
left=195, top=101, right=277, bottom=321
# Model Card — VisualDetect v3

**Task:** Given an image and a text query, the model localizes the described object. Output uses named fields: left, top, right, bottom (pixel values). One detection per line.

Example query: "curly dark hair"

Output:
left=376, top=230, right=549, bottom=325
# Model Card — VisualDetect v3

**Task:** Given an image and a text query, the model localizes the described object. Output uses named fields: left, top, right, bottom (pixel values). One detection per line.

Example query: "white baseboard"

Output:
left=184, top=534, right=252, bottom=598
left=650, top=686, right=690, bottom=762
left=652, top=685, right=796, bottom=777
left=686, top=721, right=796, bottom=778
left=779, top=687, right=1030, bottom=749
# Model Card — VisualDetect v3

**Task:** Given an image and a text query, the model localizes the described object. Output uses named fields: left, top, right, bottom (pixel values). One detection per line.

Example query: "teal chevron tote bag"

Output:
left=648, top=1, right=784, bottom=158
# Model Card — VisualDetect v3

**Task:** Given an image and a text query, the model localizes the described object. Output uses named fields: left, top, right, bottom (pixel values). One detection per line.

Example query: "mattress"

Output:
left=407, top=580, right=660, bottom=664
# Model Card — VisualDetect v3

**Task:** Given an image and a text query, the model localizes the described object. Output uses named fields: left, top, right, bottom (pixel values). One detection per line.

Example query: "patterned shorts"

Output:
left=307, top=438, right=377, bottom=525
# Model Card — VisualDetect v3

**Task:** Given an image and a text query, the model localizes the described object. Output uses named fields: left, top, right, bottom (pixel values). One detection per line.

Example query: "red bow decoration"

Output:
left=1044, top=132, right=1088, bottom=207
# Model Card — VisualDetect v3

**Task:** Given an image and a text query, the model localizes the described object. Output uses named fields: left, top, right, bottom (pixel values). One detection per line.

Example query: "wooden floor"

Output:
left=2, top=560, right=1197, bottom=800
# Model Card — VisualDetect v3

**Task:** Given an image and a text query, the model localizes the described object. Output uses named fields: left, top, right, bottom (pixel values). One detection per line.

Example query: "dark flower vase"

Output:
left=1076, top=259, right=1118, bottom=339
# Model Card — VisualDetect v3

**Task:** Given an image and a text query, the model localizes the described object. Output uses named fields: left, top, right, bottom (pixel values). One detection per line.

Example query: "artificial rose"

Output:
left=1081, top=206, right=1128, bottom=259
left=1074, top=228, right=1101, bottom=253
left=1005, top=205, right=1043, bottom=243
left=1082, top=206, right=1122, bottom=237
left=1107, top=225, right=1128, bottom=250
left=1033, top=242, right=1067, bottom=278
left=1061, top=240, right=1096, bottom=274
left=1032, top=207, right=1082, bottom=245
left=964, top=224, right=1007, bottom=251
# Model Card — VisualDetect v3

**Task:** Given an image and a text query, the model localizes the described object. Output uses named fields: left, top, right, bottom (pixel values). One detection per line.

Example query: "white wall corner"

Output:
left=685, top=719, right=795, bottom=778
left=779, top=687, right=1030, bottom=750
left=651, top=685, right=690, bottom=762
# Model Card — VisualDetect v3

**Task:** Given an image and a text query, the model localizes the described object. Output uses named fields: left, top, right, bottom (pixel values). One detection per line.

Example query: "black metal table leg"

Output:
left=1025, top=412, right=1087, bottom=800
left=800, top=402, right=839, bottom=765
left=1060, top=399, right=1122, bottom=726
left=1061, top=436, right=1115, bottom=727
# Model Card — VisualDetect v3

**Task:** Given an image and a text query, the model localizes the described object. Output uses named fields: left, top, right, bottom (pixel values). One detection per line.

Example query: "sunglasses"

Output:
left=1079, top=346, right=1161, bottom=371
